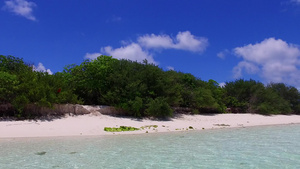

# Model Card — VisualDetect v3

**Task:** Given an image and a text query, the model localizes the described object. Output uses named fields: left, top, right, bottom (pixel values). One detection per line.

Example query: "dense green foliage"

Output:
left=1, top=54, right=300, bottom=119
left=63, top=55, right=226, bottom=117
left=0, top=55, right=81, bottom=117
left=223, top=79, right=300, bottom=115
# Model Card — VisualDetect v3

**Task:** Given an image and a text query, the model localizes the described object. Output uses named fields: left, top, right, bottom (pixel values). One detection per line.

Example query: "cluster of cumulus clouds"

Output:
left=85, top=31, right=208, bottom=65
left=87, top=34, right=300, bottom=88
left=3, top=0, right=300, bottom=88
left=232, top=38, right=300, bottom=86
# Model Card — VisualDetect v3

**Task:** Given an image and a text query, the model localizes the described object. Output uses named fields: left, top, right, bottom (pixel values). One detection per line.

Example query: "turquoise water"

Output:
left=1, top=124, right=300, bottom=169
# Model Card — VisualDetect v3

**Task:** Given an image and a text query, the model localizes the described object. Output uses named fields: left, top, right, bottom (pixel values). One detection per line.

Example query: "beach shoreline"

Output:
left=1, top=112, right=300, bottom=139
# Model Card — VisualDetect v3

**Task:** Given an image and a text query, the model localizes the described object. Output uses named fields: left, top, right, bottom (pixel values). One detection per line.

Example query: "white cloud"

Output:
left=219, top=82, right=226, bottom=88
left=111, top=16, right=122, bottom=22
left=217, top=52, right=225, bottom=59
left=291, top=0, right=300, bottom=5
left=175, top=31, right=208, bottom=52
left=167, top=66, right=174, bottom=71
left=217, top=49, right=230, bottom=59
left=3, top=0, right=37, bottom=21
left=106, top=15, right=122, bottom=23
left=138, top=34, right=173, bottom=49
left=86, top=31, right=208, bottom=65
left=84, top=52, right=102, bottom=60
left=138, top=31, right=208, bottom=52
left=33, top=63, right=52, bottom=75
left=233, top=61, right=259, bottom=78
left=233, top=38, right=300, bottom=87
left=101, top=43, right=156, bottom=64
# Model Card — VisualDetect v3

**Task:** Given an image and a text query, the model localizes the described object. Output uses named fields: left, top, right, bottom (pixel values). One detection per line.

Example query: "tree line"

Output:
left=1, top=55, right=300, bottom=119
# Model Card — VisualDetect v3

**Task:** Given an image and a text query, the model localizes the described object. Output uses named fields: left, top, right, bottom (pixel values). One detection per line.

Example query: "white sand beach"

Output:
left=1, top=107, right=300, bottom=138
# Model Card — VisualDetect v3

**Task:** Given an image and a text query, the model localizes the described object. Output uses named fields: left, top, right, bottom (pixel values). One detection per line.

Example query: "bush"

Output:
left=145, top=97, right=173, bottom=118
left=120, top=96, right=143, bottom=117
left=256, top=103, right=277, bottom=115
left=104, top=126, right=139, bottom=132
left=0, top=71, right=18, bottom=103
left=191, top=109, right=199, bottom=114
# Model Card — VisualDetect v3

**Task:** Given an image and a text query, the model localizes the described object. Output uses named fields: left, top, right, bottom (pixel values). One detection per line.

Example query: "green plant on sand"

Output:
left=104, top=126, right=139, bottom=132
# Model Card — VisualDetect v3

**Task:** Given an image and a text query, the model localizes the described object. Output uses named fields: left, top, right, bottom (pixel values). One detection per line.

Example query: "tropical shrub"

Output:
left=145, top=97, right=173, bottom=118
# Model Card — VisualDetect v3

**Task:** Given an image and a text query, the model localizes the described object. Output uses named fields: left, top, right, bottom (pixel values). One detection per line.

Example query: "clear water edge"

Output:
left=1, top=124, right=300, bottom=169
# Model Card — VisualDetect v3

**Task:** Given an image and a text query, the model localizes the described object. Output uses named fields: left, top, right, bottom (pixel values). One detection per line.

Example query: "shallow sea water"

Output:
left=1, top=124, right=300, bottom=169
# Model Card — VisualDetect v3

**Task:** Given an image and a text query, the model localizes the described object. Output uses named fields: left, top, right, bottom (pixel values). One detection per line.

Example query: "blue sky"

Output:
left=1, top=0, right=300, bottom=88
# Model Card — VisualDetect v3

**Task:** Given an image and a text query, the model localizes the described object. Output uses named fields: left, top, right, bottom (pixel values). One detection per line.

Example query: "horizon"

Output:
left=1, top=0, right=300, bottom=88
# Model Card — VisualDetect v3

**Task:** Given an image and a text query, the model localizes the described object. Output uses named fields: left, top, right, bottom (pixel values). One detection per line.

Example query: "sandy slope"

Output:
left=1, top=110, right=300, bottom=138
